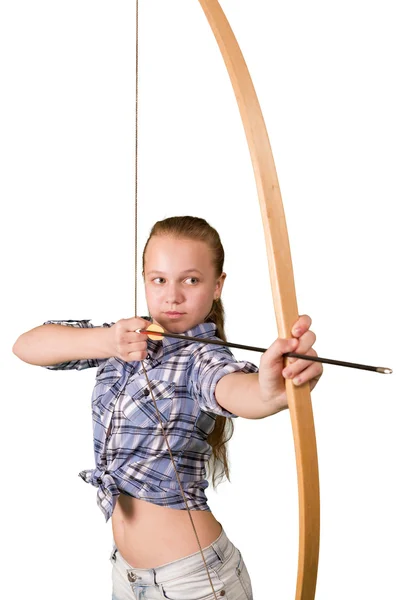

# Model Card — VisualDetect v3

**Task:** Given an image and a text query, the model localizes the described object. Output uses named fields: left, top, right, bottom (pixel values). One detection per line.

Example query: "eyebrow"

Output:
left=146, top=269, right=203, bottom=276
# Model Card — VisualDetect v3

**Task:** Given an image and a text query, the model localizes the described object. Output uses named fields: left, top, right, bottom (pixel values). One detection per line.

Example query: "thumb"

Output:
left=139, top=317, right=153, bottom=329
left=124, top=316, right=152, bottom=332
left=264, top=337, right=299, bottom=366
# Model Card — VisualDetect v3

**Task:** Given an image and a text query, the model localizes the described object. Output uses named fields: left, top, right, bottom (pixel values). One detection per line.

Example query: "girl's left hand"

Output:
left=259, top=314, right=323, bottom=406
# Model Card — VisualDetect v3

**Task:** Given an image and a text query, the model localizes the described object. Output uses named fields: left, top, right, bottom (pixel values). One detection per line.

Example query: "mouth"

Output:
left=164, top=311, right=185, bottom=318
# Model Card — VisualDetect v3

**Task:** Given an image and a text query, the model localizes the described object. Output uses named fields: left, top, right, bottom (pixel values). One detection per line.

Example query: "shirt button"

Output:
left=220, top=591, right=226, bottom=596
left=143, top=389, right=150, bottom=397
left=96, top=477, right=102, bottom=484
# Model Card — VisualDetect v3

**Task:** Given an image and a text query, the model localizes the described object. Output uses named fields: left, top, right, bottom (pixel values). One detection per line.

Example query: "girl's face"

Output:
left=143, top=235, right=226, bottom=333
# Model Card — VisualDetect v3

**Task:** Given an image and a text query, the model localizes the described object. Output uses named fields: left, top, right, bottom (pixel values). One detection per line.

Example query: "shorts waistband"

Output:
left=112, top=525, right=233, bottom=585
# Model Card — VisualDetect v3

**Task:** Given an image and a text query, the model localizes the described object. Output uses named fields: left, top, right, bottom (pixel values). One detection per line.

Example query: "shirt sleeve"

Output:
left=188, top=344, right=259, bottom=418
left=40, top=319, right=115, bottom=371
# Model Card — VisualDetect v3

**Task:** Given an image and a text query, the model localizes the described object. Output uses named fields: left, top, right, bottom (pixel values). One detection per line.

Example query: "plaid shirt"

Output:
left=42, top=318, right=258, bottom=522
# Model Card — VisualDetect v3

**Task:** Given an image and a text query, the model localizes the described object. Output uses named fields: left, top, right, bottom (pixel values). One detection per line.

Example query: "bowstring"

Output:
left=134, top=0, right=139, bottom=317
left=133, top=2, right=218, bottom=597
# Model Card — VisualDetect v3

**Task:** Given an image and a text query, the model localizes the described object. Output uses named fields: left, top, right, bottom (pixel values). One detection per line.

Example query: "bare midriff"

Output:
left=111, top=492, right=222, bottom=569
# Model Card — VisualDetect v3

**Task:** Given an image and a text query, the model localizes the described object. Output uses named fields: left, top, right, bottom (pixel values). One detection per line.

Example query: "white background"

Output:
left=1, top=0, right=399, bottom=598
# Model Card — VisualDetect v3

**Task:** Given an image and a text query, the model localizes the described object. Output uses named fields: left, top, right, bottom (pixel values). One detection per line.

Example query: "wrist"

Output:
left=101, top=324, right=115, bottom=359
left=259, top=379, right=288, bottom=414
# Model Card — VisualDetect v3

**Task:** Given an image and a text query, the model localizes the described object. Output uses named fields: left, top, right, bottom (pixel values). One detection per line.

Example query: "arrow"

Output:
left=135, top=328, right=392, bottom=374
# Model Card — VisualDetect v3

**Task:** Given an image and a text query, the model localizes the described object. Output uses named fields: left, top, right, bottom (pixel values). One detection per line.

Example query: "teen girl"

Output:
left=13, top=215, right=323, bottom=600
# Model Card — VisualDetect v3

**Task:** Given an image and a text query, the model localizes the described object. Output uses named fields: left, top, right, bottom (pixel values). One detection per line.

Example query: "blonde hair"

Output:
left=142, top=216, right=233, bottom=488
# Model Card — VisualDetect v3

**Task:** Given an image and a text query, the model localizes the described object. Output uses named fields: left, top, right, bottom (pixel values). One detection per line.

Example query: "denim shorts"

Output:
left=109, top=526, right=253, bottom=599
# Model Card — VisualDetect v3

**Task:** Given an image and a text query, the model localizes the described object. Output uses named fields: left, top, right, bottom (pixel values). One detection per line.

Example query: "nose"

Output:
left=165, top=282, right=184, bottom=306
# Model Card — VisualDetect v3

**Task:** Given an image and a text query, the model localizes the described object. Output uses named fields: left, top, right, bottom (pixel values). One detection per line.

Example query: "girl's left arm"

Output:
left=215, top=371, right=283, bottom=419
left=215, top=315, right=323, bottom=419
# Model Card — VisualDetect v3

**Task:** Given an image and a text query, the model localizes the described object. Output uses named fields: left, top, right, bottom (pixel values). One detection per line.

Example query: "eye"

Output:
left=184, top=277, right=199, bottom=285
left=153, top=277, right=166, bottom=284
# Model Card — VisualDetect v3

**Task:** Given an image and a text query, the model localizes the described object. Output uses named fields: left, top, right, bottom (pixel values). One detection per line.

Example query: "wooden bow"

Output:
left=197, top=1, right=320, bottom=598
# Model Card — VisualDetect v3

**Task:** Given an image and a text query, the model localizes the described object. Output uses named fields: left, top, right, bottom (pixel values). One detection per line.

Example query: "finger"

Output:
left=293, top=363, right=323, bottom=387
left=296, top=330, right=316, bottom=354
left=283, top=347, right=318, bottom=377
left=127, top=350, right=148, bottom=362
left=283, top=362, right=322, bottom=385
left=287, top=330, right=316, bottom=364
left=117, top=340, right=148, bottom=361
left=284, top=355, right=323, bottom=386
left=291, top=314, right=312, bottom=337
left=127, top=330, right=150, bottom=343
left=262, top=337, right=299, bottom=368
left=127, top=341, right=148, bottom=352
left=126, top=341, right=149, bottom=362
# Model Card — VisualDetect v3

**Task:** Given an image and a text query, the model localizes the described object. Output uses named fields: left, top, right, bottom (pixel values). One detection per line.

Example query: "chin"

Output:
left=155, top=315, right=183, bottom=329
left=163, top=317, right=194, bottom=333
left=164, top=320, right=188, bottom=333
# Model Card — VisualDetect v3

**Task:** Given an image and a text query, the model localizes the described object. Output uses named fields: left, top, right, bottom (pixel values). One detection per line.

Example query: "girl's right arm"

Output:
left=12, top=317, right=151, bottom=368
left=12, top=320, right=116, bottom=367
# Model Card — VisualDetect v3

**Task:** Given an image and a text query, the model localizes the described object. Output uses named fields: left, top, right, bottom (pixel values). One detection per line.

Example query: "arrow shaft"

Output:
left=137, top=329, right=391, bottom=374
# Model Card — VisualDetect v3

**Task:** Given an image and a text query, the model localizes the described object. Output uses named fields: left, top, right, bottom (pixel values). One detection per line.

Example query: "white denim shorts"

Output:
left=109, top=526, right=253, bottom=599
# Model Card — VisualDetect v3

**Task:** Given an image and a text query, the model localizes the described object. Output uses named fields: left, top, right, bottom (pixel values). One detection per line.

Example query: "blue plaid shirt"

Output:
left=42, top=318, right=258, bottom=522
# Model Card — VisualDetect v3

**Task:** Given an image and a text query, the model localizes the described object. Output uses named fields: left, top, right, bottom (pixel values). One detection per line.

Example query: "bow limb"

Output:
left=197, top=1, right=320, bottom=598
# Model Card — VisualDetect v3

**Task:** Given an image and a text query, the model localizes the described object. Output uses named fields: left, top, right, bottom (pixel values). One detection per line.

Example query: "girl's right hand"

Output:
left=110, top=317, right=152, bottom=362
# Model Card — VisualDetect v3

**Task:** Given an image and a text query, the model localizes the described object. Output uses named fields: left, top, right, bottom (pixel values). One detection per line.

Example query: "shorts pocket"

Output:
left=122, top=378, right=175, bottom=428
left=159, top=565, right=225, bottom=600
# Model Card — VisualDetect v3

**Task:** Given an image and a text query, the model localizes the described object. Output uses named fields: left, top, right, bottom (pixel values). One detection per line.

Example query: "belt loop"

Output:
left=211, top=540, right=225, bottom=563
left=110, top=545, right=118, bottom=562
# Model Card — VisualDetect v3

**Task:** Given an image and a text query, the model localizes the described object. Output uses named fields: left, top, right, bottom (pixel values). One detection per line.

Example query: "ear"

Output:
left=214, top=272, right=227, bottom=299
